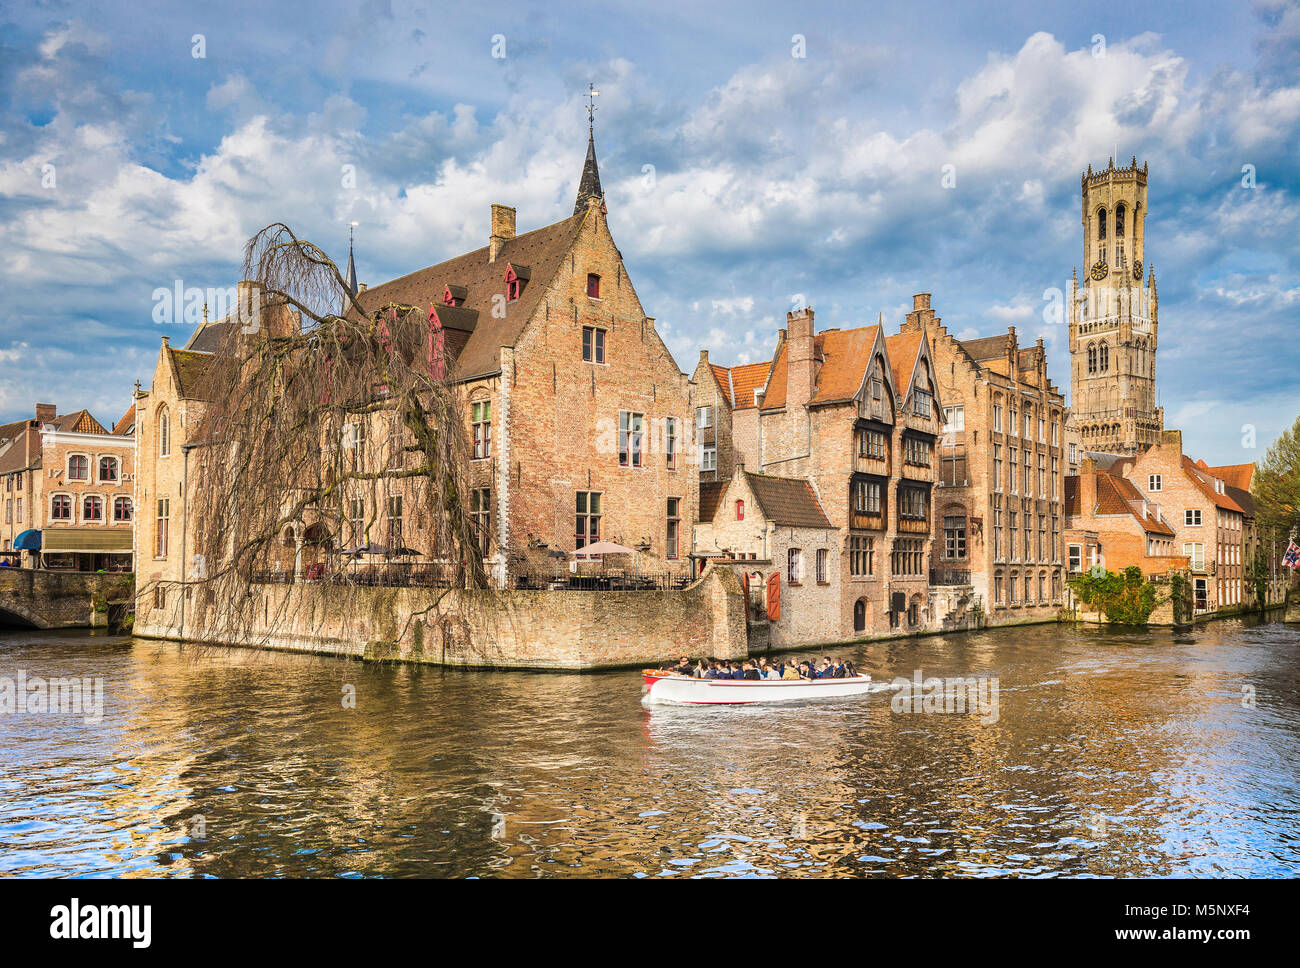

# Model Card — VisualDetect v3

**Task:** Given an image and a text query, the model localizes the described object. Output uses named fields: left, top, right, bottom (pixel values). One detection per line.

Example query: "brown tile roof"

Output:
left=699, top=481, right=727, bottom=523
left=111, top=405, right=135, bottom=437
left=1182, top=456, right=1245, bottom=514
left=354, top=212, right=588, bottom=381
left=744, top=472, right=832, bottom=529
left=186, top=318, right=234, bottom=353
left=708, top=361, right=770, bottom=410
left=55, top=410, right=107, bottom=434
left=884, top=329, right=923, bottom=398
left=1098, top=473, right=1176, bottom=536
left=959, top=334, right=1011, bottom=361
left=170, top=348, right=218, bottom=400
left=1202, top=461, right=1254, bottom=491
left=0, top=424, right=38, bottom=475
left=761, top=325, right=881, bottom=410
left=1064, top=476, right=1080, bottom=516
left=1225, top=483, right=1255, bottom=517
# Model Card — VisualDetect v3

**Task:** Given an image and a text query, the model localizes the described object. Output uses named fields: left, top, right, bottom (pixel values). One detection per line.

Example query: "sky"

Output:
left=1, top=0, right=1298, bottom=465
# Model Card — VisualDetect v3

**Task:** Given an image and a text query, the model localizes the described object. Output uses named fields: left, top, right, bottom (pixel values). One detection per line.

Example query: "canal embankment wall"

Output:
left=133, top=564, right=750, bottom=670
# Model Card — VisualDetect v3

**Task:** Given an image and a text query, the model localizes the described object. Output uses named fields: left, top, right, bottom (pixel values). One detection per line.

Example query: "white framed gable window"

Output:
left=1148, top=474, right=1162, bottom=492
left=696, top=406, right=713, bottom=430
left=1185, top=509, right=1202, bottom=526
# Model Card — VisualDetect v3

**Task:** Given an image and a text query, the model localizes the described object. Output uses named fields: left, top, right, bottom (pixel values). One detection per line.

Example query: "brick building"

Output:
left=1063, top=460, right=1187, bottom=577
left=693, top=463, right=838, bottom=650
left=0, top=403, right=135, bottom=571
left=697, top=302, right=945, bottom=640
left=910, top=299, right=1069, bottom=624
left=350, top=132, right=697, bottom=584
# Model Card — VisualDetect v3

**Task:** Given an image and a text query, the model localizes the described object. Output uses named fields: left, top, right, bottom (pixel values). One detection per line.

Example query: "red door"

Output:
left=766, top=573, right=781, bottom=621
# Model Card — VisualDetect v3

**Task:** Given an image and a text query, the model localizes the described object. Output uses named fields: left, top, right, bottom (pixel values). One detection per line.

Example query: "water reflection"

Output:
left=0, top=620, right=1297, bottom=877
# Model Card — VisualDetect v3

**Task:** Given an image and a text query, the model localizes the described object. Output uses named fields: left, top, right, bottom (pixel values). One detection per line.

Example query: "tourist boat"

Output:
left=641, top=670, right=874, bottom=705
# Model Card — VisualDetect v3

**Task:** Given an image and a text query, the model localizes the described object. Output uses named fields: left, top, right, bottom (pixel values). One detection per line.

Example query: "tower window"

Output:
left=1115, top=203, right=1126, bottom=237
left=1099, top=343, right=1109, bottom=372
left=1087, top=343, right=1097, bottom=374
left=1097, top=207, right=1107, bottom=240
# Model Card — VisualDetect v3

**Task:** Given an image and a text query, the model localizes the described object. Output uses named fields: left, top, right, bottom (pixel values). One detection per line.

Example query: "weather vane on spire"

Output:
left=586, top=82, right=600, bottom=136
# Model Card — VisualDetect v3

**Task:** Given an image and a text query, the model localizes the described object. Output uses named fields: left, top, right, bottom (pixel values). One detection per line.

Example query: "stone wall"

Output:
left=133, top=564, right=748, bottom=671
left=0, top=569, right=134, bottom=628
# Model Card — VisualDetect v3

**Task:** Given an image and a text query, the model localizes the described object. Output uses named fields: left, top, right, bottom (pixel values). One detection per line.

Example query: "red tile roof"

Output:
left=761, top=325, right=881, bottom=410
left=1202, top=461, right=1254, bottom=492
left=744, top=472, right=832, bottom=529
left=1182, top=457, right=1245, bottom=514
left=111, top=405, right=135, bottom=437
left=884, top=330, right=923, bottom=398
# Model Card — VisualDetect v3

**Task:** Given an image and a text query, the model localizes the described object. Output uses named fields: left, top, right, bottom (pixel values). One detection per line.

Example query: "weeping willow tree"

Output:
left=179, top=223, right=488, bottom=653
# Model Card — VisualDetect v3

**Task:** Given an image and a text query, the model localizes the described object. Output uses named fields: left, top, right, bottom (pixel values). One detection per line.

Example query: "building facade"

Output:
left=0, top=403, right=134, bottom=571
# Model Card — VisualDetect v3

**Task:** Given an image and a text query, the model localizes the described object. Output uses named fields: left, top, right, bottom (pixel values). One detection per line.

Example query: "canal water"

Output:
left=1, top=620, right=1296, bottom=877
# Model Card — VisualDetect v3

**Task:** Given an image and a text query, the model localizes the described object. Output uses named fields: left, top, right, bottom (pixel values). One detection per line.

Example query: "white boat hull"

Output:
left=642, top=672, right=873, bottom=705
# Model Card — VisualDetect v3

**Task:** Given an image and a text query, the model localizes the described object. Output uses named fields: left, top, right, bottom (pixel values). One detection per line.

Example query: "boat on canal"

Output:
left=641, top=670, right=874, bottom=705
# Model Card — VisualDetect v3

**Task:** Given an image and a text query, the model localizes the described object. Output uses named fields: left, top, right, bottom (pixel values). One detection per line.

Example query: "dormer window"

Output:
left=443, top=287, right=454, bottom=306
left=504, top=265, right=529, bottom=301
left=587, top=273, right=601, bottom=299
left=442, top=284, right=467, bottom=307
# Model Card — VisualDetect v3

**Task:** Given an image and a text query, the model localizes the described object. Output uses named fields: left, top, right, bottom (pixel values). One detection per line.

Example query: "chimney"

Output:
left=699, top=349, right=709, bottom=364
left=786, top=307, right=816, bottom=410
left=34, top=403, right=55, bottom=425
left=489, top=204, right=516, bottom=262
left=1160, top=429, right=1182, bottom=453
left=913, top=293, right=931, bottom=312
left=1075, top=459, right=1099, bottom=512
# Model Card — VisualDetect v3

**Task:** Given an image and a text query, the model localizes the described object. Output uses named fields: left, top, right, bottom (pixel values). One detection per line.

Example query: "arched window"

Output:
left=113, top=496, right=133, bottom=522
left=98, top=456, right=119, bottom=482
left=1115, top=203, right=1126, bottom=237
left=853, top=598, right=867, bottom=633
left=50, top=494, right=72, bottom=520
left=67, top=455, right=89, bottom=480
left=1087, top=343, right=1097, bottom=374
left=1097, top=207, right=1107, bottom=240
left=82, top=495, right=104, bottom=521
left=157, top=407, right=170, bottom=457
left=1099, top=343, right=1109, bottom=372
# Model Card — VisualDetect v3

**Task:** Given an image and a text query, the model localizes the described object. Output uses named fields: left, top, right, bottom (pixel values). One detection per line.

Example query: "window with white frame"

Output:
left=1185, top=509, right=1202, bottom=526
left=1148, top=474, right=1162, bottom=491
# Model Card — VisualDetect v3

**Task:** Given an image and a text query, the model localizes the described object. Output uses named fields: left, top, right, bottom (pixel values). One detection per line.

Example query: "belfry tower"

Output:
left=1068, top=157, right=1163, bottom=455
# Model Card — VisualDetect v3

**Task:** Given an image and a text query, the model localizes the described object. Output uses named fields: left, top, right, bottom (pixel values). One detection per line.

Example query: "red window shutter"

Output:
left=766, top=572, right=781, bottom=621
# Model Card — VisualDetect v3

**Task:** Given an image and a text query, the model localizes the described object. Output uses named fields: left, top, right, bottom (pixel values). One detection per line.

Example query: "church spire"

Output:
left=574, top=83, right=603, bottom=215
left=345, top=223, right=358, bottom=297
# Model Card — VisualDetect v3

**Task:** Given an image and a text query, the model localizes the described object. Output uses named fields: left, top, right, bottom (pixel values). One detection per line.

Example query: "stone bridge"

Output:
left=0, top=569, right=134, bottom=629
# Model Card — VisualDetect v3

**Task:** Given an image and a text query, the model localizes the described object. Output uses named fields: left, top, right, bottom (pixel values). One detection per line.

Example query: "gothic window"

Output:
left=1115, top=203, right=1126, bottom=237
left=1099, top=343, right=1109, bottom=372
left=1097, top=207, right=1107, bottom=240
left=1087, top=343, right=1097, bottom=374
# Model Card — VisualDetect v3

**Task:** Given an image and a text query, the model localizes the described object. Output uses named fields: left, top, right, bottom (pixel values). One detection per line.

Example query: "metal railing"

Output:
left=930, top=568, right=972, bottom=586
left=512, top=571, right=693, bottom=592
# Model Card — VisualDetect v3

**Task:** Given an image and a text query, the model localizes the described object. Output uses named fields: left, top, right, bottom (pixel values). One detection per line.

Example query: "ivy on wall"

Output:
left=1068, top=565, right=1160, bottom=625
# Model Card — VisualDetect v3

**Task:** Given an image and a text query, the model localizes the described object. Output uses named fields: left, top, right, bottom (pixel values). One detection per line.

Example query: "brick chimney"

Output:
left=905, top=292, right=939, bottom=332
left=34, top=403, right=56, bottom=425
left=786, top=307, right=816, bottom=410
left=489, top=204, right=516, bottom=262
left=1078, top=458, right=1098, bottom=513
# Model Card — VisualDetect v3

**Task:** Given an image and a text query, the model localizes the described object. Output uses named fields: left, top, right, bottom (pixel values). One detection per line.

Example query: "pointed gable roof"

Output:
left=708, top=361, right=770, bottom=410
left=355, top=212, right=587, bottom=382
left=167, top=347, right=218, bottom=401
left=744, top=472, right=832, bottom=529
left=1181, top=456, right=1245, bottom=514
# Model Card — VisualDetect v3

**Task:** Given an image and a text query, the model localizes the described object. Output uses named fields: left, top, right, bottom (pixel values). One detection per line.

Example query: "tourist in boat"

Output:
left=781, top=662, right=800, bottom=680
left=731, top=662, right=747, bottom=680
left=842, top=660, right=857, bottom=678
left=706, top=662, right=728, bottom=679
left=674, top=655, right=694, bottom=677
left=743, top=661, right=761, bottom=680
left=693, top=660, right=710, bottom=679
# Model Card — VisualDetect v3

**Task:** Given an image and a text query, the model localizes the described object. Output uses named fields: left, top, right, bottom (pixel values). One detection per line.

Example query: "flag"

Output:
left=1283, top=542, right=1300, bottom=569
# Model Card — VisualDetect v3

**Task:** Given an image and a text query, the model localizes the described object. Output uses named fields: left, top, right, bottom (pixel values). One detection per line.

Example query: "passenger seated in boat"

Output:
left=674, top=655, right=694, bottom=677
left=842, top=660, right=857, bottom=678
left=798, top=661, right=813, bottom=679
left=832, top=659, right=848, bottom=679
left=743, top=661, right=761, bottom=680
left=781, top=662, right=801, bottom=680
left=706, top=662, right=729, bottom=679
left=693, top=660, right=710, bottom=679
left=730, top=662, right=746, bottom=680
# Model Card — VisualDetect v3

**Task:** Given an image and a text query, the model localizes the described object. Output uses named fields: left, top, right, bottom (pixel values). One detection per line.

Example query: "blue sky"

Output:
left=2, top=0, right=1298, bottom=464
